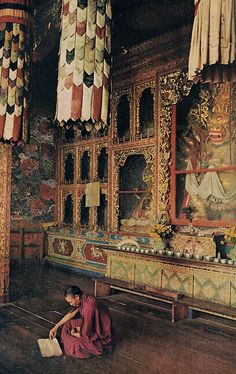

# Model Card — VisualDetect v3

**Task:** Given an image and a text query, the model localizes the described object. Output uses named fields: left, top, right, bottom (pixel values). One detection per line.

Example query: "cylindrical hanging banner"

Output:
left=0, top=0, right=32, bottom=143
left=56, top=0, right=112, bottom=131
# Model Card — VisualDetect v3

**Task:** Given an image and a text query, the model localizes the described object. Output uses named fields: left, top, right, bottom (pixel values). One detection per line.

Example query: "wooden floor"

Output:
left=1, top=264, right=236, bottom=374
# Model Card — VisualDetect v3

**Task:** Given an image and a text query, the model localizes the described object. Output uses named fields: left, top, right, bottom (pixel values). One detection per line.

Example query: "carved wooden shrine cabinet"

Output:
left=47, top=26, right=236, bottom=313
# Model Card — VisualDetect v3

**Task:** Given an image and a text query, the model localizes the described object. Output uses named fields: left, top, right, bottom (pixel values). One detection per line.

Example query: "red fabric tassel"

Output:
left=71, top=84, right=83, bottom=120
left=93, top=85, right=102, bottom=121
left=0, top=115, right=5, bottom=139
left=12, top=114, right=21, bottom=141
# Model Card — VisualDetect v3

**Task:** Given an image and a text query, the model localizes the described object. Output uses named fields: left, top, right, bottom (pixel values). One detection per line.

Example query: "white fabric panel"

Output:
left=3, top=113, right=14, bottom=140
left=81, top=84, right=93, bottom=121
left=56, top=87, right=72, bottom=122
left=188, top=0, right=236, bottom=79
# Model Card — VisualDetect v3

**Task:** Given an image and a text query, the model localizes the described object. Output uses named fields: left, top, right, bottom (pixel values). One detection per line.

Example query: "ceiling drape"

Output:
left=188, top=0, right=236, bottom=82
left=56, top=0, right=112, bottom=131
left=0, top=0, right=31, bottom=143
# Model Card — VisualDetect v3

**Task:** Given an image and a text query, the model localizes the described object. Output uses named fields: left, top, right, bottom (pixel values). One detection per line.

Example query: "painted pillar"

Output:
left=0, top=144, right=11, bottom=303
left=0, top=0, right=32, bottom=303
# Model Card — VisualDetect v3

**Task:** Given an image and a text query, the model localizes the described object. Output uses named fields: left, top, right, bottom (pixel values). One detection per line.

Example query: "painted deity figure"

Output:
left=179, top=83, right=236, bottom=221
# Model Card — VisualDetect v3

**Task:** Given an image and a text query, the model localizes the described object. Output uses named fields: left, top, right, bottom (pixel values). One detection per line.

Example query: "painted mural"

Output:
left=11, top=115, right=56, bottom=222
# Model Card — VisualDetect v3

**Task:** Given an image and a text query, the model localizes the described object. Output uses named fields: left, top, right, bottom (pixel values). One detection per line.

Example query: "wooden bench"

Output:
left=94, top=277, right=188, bottom=323
left=182, top=296, right=236, bottom=321
left=94, top=277, right=236, bottom=323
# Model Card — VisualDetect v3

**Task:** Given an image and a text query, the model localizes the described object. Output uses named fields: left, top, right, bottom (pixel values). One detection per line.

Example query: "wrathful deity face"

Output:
left=207, top=112, right=235, bottom=146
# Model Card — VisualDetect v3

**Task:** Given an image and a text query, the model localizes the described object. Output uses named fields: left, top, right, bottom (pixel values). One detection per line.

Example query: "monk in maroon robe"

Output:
left=49, top=285, right=113, bottom=359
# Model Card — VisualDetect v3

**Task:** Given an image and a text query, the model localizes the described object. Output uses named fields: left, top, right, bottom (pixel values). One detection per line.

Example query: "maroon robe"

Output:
left=61, top=292, right=113, bottom=359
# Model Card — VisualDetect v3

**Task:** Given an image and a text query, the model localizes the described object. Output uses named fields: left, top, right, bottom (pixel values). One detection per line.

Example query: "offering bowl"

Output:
left=184, top=252, right=193, bottom=259
left=220, top=259, right=227, bottom=264
left=175, top=251, right=183, bottom=258
left=194, top=254, right=203, bottom=260
left=204, top=255, right=212, bottom=262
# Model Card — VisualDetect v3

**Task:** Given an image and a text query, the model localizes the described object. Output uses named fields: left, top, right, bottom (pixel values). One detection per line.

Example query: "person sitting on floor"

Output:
left=49, top=285, right=113, bottom=359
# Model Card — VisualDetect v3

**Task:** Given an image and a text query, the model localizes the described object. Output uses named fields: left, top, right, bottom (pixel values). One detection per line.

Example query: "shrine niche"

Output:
left=172, top=81, right=236, bottom=225
left=113, top=88, right=132, bottom=140
left=138, top=86, right=154, bottom=137
left=114, top=149, right=155, bottom=233
left=97, top=148, right=108, bottom=182
left=80, top=194, right=89, bottom=226
left=97, top=194, right=108, bottom=229
left=80, top=150, right=90, bottom=182
left=117, top=94, right=130, bottom=138
left=63, top=150, right=75, bottom=184
left=63, top=193, right=74, bottom=225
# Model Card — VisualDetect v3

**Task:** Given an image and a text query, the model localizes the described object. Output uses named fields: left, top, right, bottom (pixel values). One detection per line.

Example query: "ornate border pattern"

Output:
left=158, top=70, right=193, bottom=220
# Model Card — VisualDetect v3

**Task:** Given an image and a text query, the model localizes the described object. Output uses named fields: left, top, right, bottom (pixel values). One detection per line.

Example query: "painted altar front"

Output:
left=46, top=229, right=236, bottom=308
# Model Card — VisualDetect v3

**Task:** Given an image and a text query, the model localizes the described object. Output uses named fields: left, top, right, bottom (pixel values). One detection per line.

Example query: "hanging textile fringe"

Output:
left=56, top=0, right=112, bottom=131
left=0, top=0, right=32, bottom=143
left=188, top=0, right=236, bottom=82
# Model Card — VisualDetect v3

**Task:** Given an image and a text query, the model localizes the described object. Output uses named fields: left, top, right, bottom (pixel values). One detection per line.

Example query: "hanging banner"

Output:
left=0, top=0, right=32, bottom=143
left=56, top=0, right=112, bottom=131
